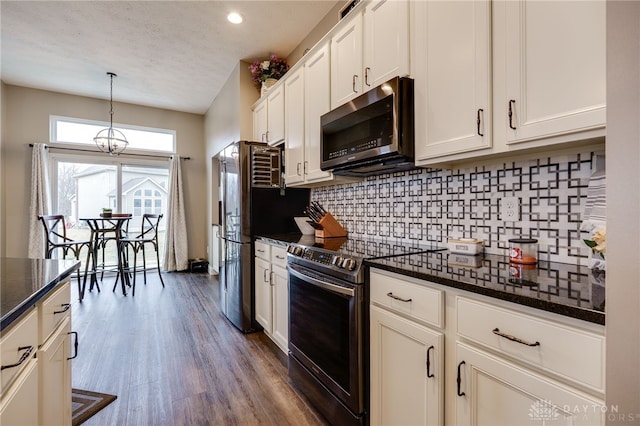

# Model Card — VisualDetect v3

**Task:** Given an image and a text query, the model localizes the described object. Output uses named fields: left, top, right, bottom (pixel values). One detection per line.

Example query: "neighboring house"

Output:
left=73, top=165, right=168, bottom=229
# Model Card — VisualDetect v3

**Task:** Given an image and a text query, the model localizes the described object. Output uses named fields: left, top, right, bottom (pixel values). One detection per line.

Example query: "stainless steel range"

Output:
left=286, top=237, right=444, bottom=425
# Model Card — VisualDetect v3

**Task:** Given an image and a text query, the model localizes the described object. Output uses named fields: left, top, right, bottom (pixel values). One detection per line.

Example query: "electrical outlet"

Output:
left=501, top=196, right=520, bottom=221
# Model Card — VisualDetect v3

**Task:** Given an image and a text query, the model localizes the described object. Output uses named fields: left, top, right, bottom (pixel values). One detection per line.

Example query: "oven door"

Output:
left=287, top=263, right=364, bottom=415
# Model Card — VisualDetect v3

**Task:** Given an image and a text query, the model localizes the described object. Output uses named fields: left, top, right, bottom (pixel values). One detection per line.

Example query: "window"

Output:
left=50, top=115, right=175, bottom=153
left=52, top=155, right=169, bottom=268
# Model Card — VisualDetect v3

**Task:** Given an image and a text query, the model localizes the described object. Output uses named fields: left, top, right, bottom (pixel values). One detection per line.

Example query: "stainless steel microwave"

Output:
left=320, top=76, right=414, bottom=177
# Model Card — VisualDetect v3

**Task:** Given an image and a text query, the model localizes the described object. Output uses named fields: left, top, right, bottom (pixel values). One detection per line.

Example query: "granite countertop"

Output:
left=1, top=257, right=80, bottom=332
left=365, top=251, right=605, bottom=325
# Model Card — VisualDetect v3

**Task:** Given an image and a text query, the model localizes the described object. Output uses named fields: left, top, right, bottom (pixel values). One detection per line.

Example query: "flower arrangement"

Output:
left=584, top=228, right=606, bottom=260
left=249, top=55, right=289, bottom=87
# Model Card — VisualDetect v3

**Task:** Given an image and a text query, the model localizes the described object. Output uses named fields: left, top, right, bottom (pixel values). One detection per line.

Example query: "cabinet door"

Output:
left=267, top=84, right=285, bottom=145
left=414, top=0, right=491, bottom=162
left=39, top=318, right=72, bottom=426
left=455, top=343, right=604, bottom=426
left=363, top=0, right=410, bottom=89
left=271, top=265, right=289, bottom=353
left=370, top=306, right=443, bottom=426
left=0, top=359, right=38, bottom=426
left=499, top=0, right=606, bottom=145
left=331, top=12, right=363, bottom=108
left=304, top=42, right=333, bottom=183
left=254, top=257, right=272, bottom=332
left=284, top=67, right=305, bottom=185
left=253, top=100, right=268, bottom=143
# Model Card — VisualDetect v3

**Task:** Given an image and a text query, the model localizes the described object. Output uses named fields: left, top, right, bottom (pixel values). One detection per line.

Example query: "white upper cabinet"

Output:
left=252, top=99, right=268, bottom=143
left=331, top=0, right=410, bottom=109
left=304, top=42, right=333, bottom=183
left=363, top=0, right=410, bottom=89
left=284, top=66, right=305, bottom=185
left=414, top=0, right=492, bottom=163
left=330, top=11, right=364, bottom=109
left=414, top=0, right=606, bottom=166
left=495, top=0, right=606, bottom=147
left=252, top=84, right=285, bottom=145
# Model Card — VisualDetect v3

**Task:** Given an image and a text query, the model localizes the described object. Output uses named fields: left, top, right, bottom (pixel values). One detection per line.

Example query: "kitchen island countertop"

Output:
left=1, top=257, right=80, bottom=332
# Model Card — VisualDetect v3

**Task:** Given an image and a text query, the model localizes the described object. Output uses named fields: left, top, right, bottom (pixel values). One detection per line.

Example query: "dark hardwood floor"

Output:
left=70, top=271, right=328, bottom=425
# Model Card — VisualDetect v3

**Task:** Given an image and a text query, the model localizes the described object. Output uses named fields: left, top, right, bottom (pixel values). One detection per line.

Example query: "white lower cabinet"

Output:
left=369, top=269, right=605, bottom=425
left=254, top=240, right=289, bottom=354
left=0, top=358, right=39, bottom=426
left=370, top=305, right=443, bottom=425
left=39, top=318, right=72, bottom=426
left=1, top=280, right=73, bottom=425
left=455, top=342, right=604, bottom=425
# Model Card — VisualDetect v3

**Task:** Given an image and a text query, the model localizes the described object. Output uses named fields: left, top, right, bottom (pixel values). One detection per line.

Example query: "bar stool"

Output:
left=38, top=214, right=91, bottom=298
left=118, top=213, right=165, bottom=296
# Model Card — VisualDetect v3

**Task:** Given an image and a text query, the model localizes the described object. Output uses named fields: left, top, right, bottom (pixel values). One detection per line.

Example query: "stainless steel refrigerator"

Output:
left=218, top=141, right=309, bottom=333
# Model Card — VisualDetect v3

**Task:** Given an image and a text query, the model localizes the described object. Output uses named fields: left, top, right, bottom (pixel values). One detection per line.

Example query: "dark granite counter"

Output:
left=1, top=258, right=80, bottom=332
left=365, top=251, right=605, bottom=325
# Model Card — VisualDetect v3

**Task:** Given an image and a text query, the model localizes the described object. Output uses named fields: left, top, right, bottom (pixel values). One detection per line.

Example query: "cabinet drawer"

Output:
left=457, top=297, right=605, bottom=393
left=1, top=309, right=38, bottom=393
left=254, top=241, right=271, bottom=260
left=39, top=282, right=71, bottom=343
left=270, top=246, right=287, bottom=269
left=370, top=271, right=444, bottom=328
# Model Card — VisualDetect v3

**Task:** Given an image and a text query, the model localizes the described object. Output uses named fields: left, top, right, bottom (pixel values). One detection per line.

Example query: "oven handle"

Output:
left=288, top=265, right=355, bottom=297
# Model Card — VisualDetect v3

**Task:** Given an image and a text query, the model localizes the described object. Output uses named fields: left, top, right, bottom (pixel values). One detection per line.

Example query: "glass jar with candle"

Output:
left=508, top=238, right=538, bottom=264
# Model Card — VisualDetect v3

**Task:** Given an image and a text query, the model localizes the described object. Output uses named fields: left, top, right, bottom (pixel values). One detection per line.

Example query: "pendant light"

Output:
left=94, top=72, right=128, bottom=155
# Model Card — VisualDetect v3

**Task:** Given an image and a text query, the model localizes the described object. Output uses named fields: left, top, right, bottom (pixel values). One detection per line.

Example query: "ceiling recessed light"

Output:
left=227, top=12, right=243, bottom=24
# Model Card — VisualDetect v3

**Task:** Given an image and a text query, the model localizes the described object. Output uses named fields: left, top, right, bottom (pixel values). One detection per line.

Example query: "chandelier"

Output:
left=94, top=72, right=128, bottom=155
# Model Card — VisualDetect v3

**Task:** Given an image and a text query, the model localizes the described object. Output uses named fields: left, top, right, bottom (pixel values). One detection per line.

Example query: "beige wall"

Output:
left=606, top=0, right=640, bottom=417
left=204, top=61, right=259, bottom=269
left=1, top=85, right=207, bottom=261
left=287, top=1, right=343, bottom=66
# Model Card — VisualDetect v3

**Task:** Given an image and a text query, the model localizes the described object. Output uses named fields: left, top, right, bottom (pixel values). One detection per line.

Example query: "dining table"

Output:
left=80, top=214, right=133, bottom=298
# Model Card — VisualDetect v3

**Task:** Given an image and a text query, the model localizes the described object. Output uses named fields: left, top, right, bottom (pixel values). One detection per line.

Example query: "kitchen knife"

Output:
left=313, top=201, right=327, bottom=216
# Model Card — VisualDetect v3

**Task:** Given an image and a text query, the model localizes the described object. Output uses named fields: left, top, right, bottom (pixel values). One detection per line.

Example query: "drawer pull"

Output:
left=275, top=255, right=285, bottom=260
left=492, top=328, right=540, bottom=347
left=54, top=303, right=71, bottom=314
left=386, top=292, right=412, bottom=303
left=1, top=346, right=34, bottom=371
left=457, top=361, right=466, bottom=396
left=426, top=345, right=434, bottom=378
left=67, top=331, right=79, bottom=360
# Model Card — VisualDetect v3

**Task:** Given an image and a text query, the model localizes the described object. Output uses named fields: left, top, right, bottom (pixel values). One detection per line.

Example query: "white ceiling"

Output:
left=1, top=0, right=340, bottom=114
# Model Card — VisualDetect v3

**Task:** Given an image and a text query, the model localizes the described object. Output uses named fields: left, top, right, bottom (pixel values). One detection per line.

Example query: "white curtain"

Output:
left=27, top=143, right=51, bottom=258
left=163, top=155, right=189, bottom=271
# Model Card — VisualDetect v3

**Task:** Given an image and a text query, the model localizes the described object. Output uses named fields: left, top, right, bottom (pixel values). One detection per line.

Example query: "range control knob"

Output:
left=332, top=256, right=344, bottom=267
left=343, top=258, right=357, bottom=271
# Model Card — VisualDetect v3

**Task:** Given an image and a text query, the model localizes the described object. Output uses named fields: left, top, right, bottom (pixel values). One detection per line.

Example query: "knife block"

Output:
left=315, top=213, right=348, bottom=238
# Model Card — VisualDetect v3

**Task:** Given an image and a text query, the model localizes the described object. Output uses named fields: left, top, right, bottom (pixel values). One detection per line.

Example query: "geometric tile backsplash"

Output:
left=311, top=149, right=603, bottom=265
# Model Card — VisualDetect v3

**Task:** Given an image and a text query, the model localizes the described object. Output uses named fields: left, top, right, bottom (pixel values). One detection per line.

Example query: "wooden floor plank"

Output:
left=70, top=271, right=327, bottom=425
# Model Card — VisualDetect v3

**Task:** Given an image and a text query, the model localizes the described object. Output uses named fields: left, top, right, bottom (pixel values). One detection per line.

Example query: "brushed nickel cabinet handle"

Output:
left=477, top=109, right=484, bottom=136
left=365, top=67, right=371, bottom=86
